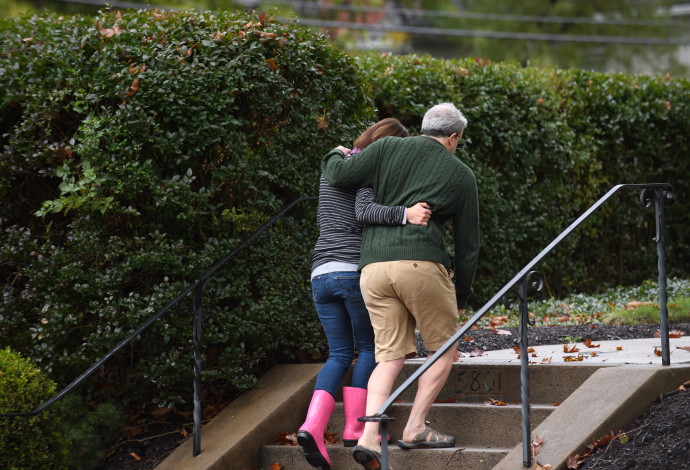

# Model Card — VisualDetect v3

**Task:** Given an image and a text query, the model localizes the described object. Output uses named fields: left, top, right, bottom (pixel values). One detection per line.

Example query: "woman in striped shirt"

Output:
left=297, top=118, right=431, bottom=469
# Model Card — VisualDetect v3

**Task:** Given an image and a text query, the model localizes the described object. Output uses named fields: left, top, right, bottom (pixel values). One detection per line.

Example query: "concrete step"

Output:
left=395, top=360, right=604, bottom=405
left=158, top=340, right=690, bottom=470
left=261, top=444, right=511, bottom=470
left=327, top=402, right=556, bottom=448
left=259, top=361, right=594, bottom=469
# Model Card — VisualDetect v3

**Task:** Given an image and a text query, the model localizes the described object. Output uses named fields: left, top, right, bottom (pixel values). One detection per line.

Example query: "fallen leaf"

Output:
left=265, top=58, right=278, bottom=70
left=654, top=347, right=663, bottom=356
left=564, top=355, right=584, bottom=362
left=464, top=336, right=474, bottom=342
left=541, top=357, right=552, bottom=364
left=584, top=338, right=600, bottom=348
left=489, top=315, right=509, bottom=327
left=150, top=405, right=172, bottom=420
left=531, top=435, right=545, bottom=457
left=123, top=426, right=143, bottom=439
left=270, top=464, right=282, bottom=470
left=130, top=452, right=141, bottom=460
left=469, top=346, right=485, bottom=357
left=566, top=453, right=580, bottom=469
left=616, top=346, right=623, bottom=351
left=97, top=21, right=123, bottom=37
left=494, top=329, right=513, bottom=335
left=626, top=301, right=654, bottom=309
left=485, top=398, right=507, bottom=406
left=274, top=431, right=298, bottom=446
left=590, top=352, right=599, bottom=357
left=324, top=428, right=338, bottom=445
left=553, top=402, right=560, bottom=406
left=563, top=344, right=580, bottom=353
left=669, top=329, right=685, bottom=338
left=125, top=78, right=140, bottom=100
left=316, top=114, right=328, bottom=132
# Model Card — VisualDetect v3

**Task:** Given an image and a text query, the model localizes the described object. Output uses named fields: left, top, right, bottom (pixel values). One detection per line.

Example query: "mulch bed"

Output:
left=97, top=323, right=690, bottom=469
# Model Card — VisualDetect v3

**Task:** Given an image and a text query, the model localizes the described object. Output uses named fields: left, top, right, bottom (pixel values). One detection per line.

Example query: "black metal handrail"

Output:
left=0, top=196, right=318, bottom=458
left=367, top=183, right=674, bottom=469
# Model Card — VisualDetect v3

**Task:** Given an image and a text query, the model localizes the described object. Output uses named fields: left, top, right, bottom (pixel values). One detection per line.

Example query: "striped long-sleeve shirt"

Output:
left=311, top=172, right=406, bottom=278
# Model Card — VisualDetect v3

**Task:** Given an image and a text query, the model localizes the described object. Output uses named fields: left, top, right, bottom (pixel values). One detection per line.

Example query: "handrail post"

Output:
left=358, top=414, right=394, bottom=469
left=512, top=271, right=543, bottom=467
left=652, top=186, right=672, bottom=365
left=192, top=281, right=204, bottom=456
left=517, top=276, right=532, bottom=468
left=380, top=418, right=390, bottom=469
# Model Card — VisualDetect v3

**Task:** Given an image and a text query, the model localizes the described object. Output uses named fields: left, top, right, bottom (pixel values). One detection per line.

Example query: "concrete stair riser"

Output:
left=261, top=445, right=509, bottom=470
left=327, top=402, right=555, bottom=448
left=395, top=362, right=605, bottom=404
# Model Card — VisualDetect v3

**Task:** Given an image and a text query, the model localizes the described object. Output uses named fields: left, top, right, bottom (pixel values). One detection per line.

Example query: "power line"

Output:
left=53, top=0, right=690, bottom=46
left=260, top=0, right=690, bottom=27
left=277, top=17, right=690, bottom=46
left=56, top=0, right=178, bottom=10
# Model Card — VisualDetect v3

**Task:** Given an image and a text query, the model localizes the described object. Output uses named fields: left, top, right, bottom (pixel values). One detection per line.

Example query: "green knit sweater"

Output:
left=321, top=135, right=480, bottom=308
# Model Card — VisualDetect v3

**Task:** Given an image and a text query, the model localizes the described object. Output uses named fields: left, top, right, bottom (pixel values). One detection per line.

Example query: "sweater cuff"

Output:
left=456, top=291, right=469, bottom=310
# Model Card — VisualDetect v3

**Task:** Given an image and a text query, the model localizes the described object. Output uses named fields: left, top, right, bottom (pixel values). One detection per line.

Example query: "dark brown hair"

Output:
left=352, top=118, right=409, bottom=150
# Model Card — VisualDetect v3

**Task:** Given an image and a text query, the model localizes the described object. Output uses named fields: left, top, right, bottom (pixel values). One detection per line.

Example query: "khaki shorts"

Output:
left=360, top=260, right=459, bottom=362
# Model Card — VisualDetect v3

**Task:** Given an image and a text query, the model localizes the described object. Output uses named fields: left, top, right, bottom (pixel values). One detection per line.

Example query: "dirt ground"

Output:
left=97, top=322, right=690, bottom=470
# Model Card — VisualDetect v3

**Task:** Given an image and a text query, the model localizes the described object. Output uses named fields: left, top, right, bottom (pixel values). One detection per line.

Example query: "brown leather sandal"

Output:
left=397, top=424, right=455, bottom=449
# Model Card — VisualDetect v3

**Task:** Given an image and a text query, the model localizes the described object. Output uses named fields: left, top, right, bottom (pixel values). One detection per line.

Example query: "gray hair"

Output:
left=420, top=103, right=467, bottom=137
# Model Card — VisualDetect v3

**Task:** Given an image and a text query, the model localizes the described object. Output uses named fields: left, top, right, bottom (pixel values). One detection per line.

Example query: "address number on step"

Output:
left=454, top=369, right=507, bottom=394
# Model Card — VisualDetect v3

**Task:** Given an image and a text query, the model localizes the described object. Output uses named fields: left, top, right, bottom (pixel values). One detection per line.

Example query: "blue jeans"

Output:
left=311, top=272, right=376, bottom=397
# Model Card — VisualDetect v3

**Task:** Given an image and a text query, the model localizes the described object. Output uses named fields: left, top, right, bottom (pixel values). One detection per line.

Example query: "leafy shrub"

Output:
left=358, top=53, right=689, bottom=302
left=0, top=8, right=373, bottom=407
left=0, top=347, right=69, bottom=469
left=2, top=8, right=689, bottom=418
left=57, top=395, right=124, bottom=470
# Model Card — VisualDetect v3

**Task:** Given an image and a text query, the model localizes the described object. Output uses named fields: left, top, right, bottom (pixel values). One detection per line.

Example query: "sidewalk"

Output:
left=449, top=336, right=690, bottom=365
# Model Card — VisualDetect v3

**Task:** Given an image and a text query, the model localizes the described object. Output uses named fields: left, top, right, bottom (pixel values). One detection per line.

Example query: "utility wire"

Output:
left=277, top=17, right=690, bottom=46
left=54, top=0, right=690, bottom=46
left=260, top=0, right=690, bottom=27
left=56, top=0, right=179, bottom=10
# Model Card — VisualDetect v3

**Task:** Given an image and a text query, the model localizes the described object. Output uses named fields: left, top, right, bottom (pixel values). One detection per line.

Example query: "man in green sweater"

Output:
left=321, top=102, right=479, bottom=468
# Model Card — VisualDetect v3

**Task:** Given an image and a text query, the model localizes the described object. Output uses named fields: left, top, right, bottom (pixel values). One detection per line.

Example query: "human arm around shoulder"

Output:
left=355, top=187, right=405, bottom=225
left=321, top=140, right=382, bottom=189
left=453, top=171, right=480, bottom=310
left=355, top=188, right=432, bottom=226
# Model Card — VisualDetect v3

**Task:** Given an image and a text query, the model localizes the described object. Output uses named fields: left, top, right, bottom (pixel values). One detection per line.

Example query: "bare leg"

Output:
left=356, top=357, right=405, bottom=452
left=401, top=344, right=457, bottom=441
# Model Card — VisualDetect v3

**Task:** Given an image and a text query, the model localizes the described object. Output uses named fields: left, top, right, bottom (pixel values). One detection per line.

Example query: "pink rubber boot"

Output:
left=342, top=386, right=367, bottom=447
left=297, top=389, right=335, bottom=469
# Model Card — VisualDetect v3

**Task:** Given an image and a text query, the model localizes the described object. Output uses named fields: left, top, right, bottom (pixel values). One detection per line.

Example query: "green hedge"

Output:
left=357, top=53, right=689, bottom=301
left=1, top=9, right=689, bottom=413
left=0, top=9, right=373, bottom=406
left=0, top=347, right=69, bottom=469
